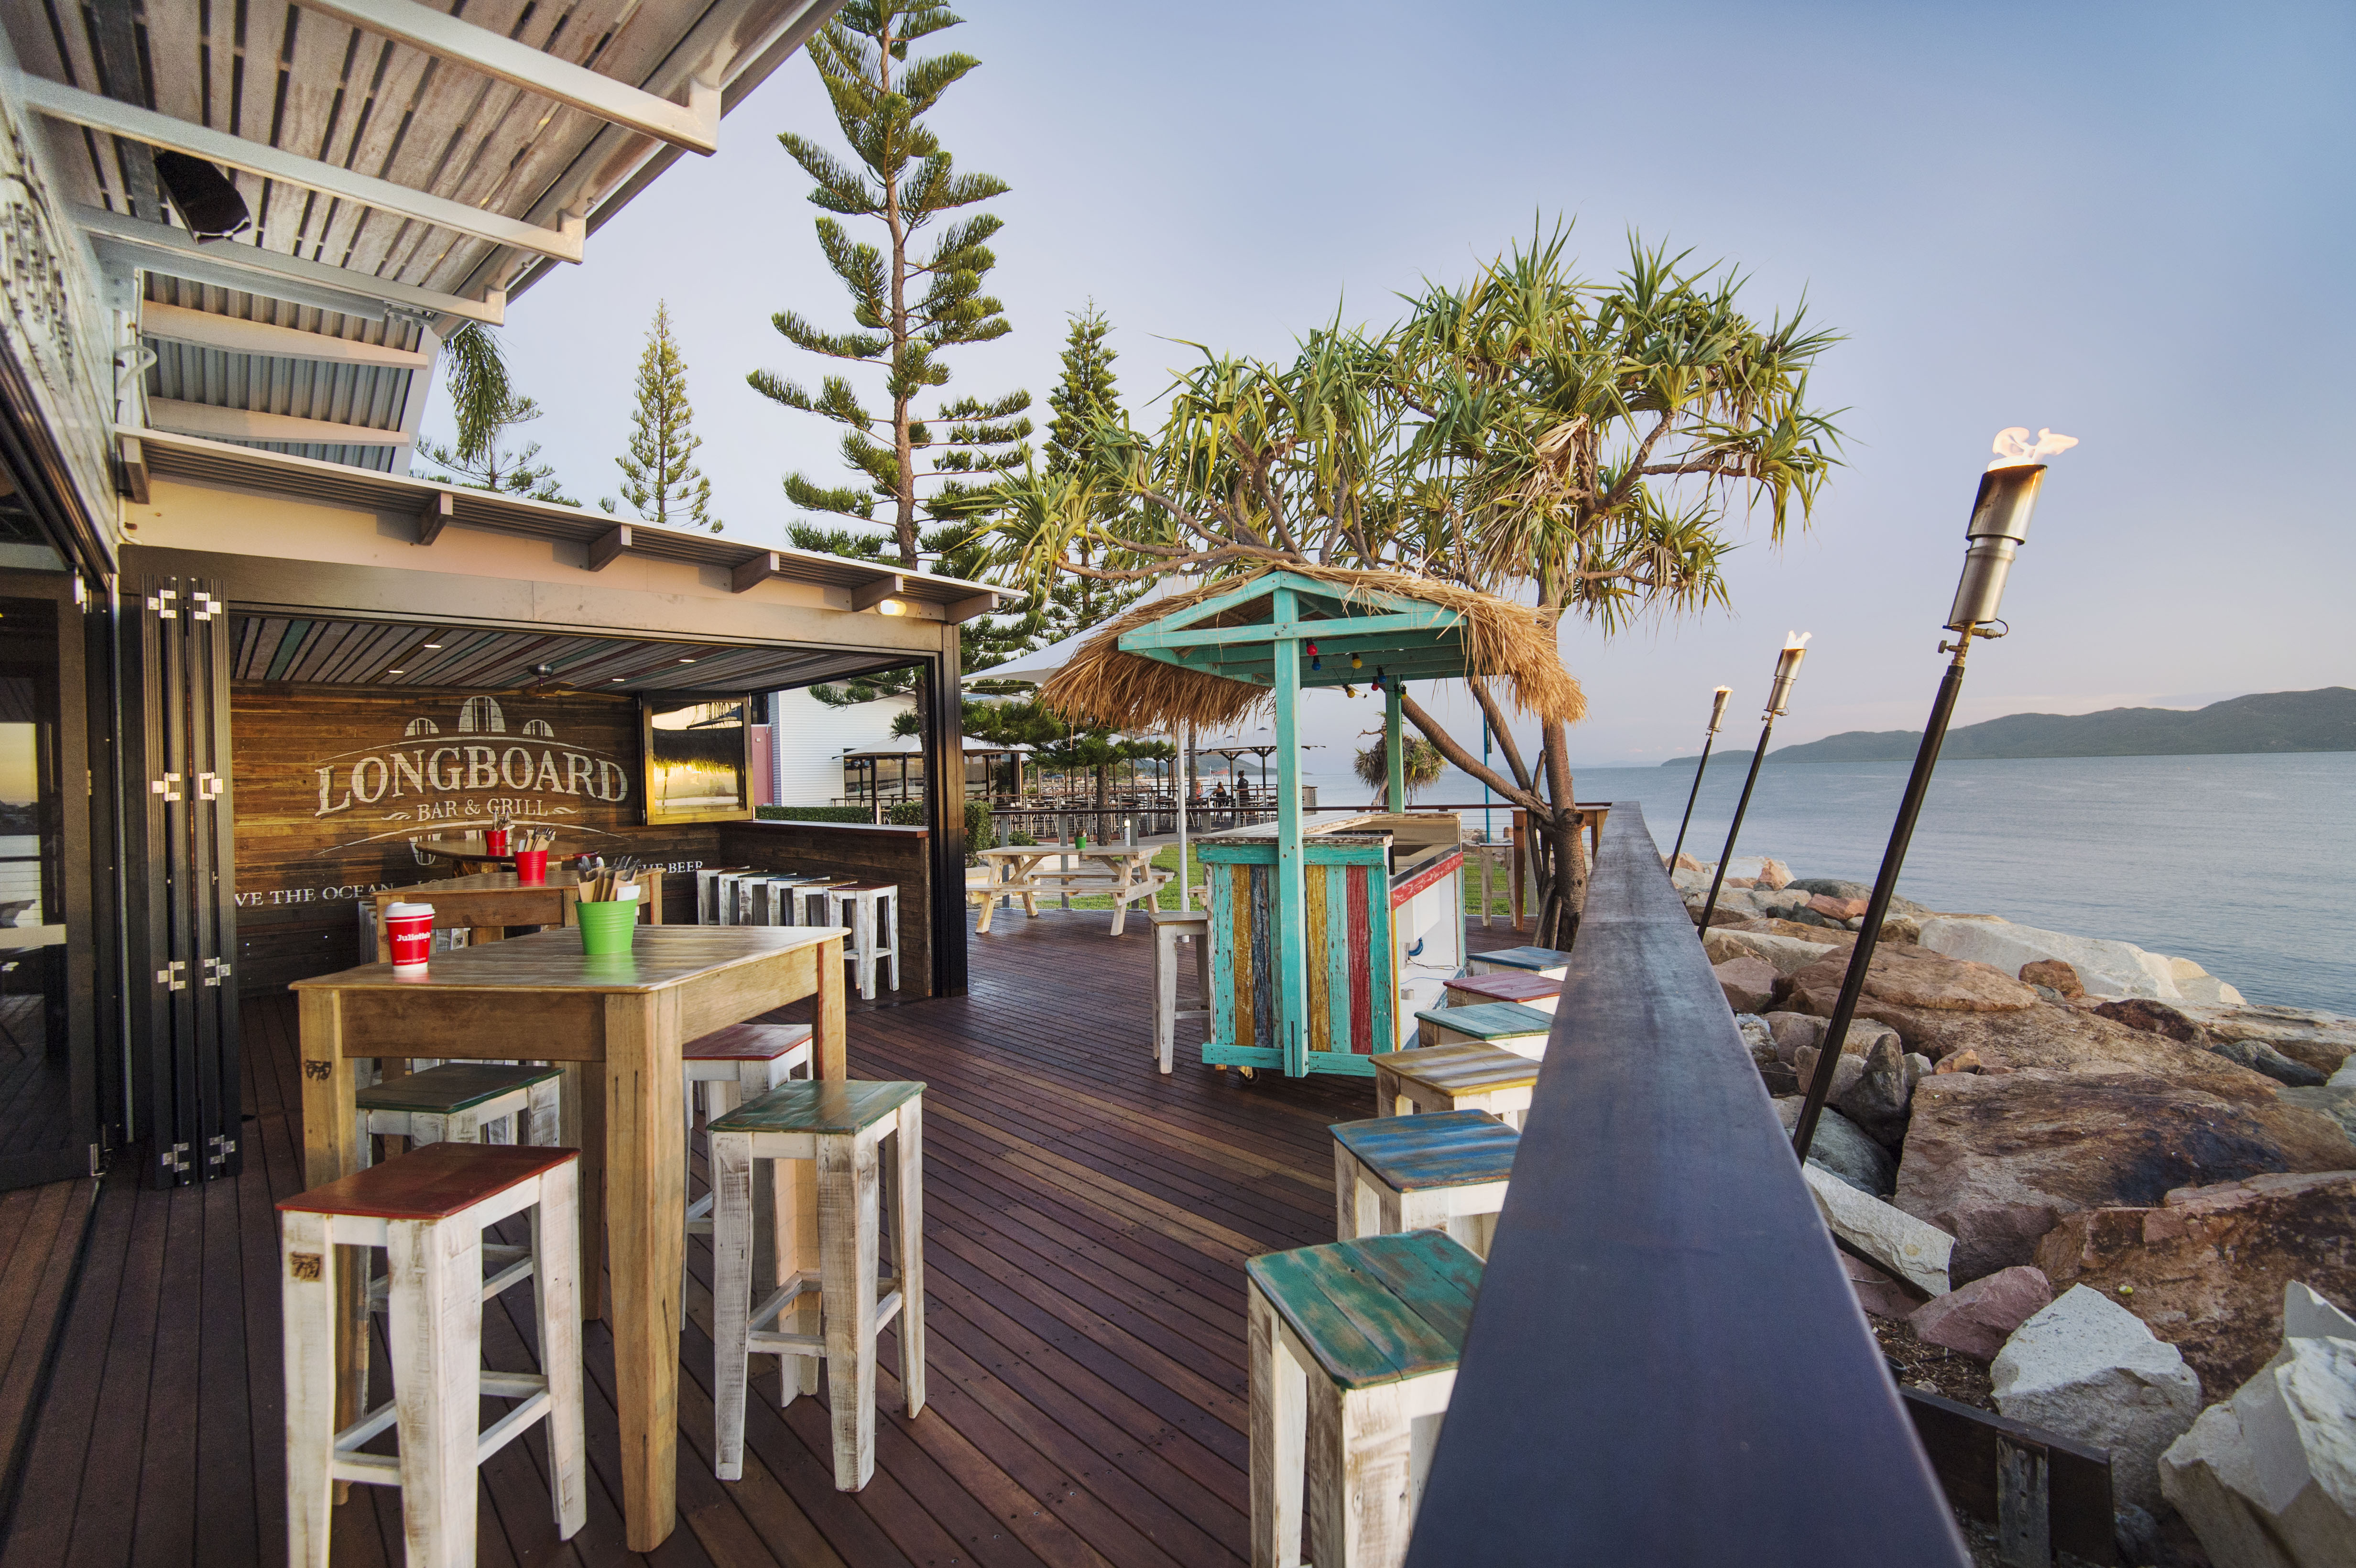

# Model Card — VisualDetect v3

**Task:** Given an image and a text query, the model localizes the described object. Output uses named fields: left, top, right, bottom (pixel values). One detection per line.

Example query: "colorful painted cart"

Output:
left=1035, top=566, right=1585, bottom=1078
left=1198, top=813, right=1465, bottom=1076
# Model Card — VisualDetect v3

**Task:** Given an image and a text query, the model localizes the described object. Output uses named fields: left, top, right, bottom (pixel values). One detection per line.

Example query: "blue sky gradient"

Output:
left=448, top=0, right=2356, bottom=764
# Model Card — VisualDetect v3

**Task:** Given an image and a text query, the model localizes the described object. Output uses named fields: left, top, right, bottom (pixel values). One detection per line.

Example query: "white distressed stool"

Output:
left=1410, top=1002, right=1553, bottom=1060
left=279, top=1143, right=586, bottom=1568
left=1368, top=1042, right=1539, bottom=1129
left=793, top=878, right=855, bottom=927
left=747, top=875, right=823, bottom=926
left=697, top=867, right=751, bottom=924
left=1330, top=1110, right=1519, bottom=1259
left=708, top=1079, right=926, bottom=1492
left=825, top=884, right=900, bottom=1000
left=353, top=1063, right=562, bottom=1162
left=684, top=1022, right=816, bottom=1241
left=1147, top=909, right=1211, bottom=1075
left=1247, top=1230, right=1479, bottom=1568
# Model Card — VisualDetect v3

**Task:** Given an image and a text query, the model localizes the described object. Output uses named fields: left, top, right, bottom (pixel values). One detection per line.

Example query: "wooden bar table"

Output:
left=293, top=925, right=847, bottom=1551
left=370, top=870, right=665, bottom=958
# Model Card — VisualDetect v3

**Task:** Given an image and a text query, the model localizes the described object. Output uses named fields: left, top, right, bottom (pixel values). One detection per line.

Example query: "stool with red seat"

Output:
left=279, top=1142, right=586, bottom=1567
left=684, top=1022, right=816, bottom=1249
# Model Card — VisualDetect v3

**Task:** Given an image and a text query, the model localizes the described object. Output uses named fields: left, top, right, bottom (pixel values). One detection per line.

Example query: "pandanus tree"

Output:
left=991, top=229, right=1841, bottom=944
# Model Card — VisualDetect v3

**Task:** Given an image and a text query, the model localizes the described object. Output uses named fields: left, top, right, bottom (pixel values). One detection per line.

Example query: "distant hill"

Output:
left=1659, top=688, right=2356, bottom=767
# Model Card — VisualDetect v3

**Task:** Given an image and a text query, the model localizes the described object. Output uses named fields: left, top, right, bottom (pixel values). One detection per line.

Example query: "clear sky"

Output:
left=445, top=0, right=2356, bottom=768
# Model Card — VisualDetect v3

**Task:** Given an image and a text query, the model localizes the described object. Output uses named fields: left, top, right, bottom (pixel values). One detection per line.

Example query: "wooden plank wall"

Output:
left=229, top=683, right=723, bottom=993
left=716, top=821, right=933, bottom=999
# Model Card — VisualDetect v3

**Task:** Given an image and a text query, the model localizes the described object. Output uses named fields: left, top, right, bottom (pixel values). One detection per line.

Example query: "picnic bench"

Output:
left=973, top=844, right=1172, bottom=935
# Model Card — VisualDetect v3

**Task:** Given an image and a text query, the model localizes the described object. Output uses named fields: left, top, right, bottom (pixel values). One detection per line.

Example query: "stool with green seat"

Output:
left=707, top=1077, right=926, bottom=1492
left=1247, top=1229, right=1481, bottom=1568
left=1331, top=1109, right=1519, bottom=1257
left=1411, top=1001, right=1553, bottom=1058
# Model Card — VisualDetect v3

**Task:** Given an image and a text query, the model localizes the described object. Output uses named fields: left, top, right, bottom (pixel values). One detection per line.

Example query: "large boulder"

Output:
left=2033, top=1171, right=2356, bottom=1399
left=1730, top=917, right=1862, bottom=951
left=2159, top=1285, right=2356, bottom=1568
left=1909, top=1265, right=2054, bottom=1361
left=1765, top=1010, right=1827, bottom=1065
left=1774, top=1096, right=1895, bottom=1196
left=1917, top=915, right=2200, bottom=1002
left=2278, top=1086, right=2356, bottom=1141
left=1703, top=927, right=1837, bottom=976
left=1993, top=1285, right=2203, bottom=1514
left=2095, top=997, right=2207, bottom=1042
left=1786, top=943, right=2038, bottom=1028
left=2019, top=958, right=2086, bottom=998
left=1795, top=1033, right=1914, bottom=1148
left=2181, top=1004, right=2356, bottom=1078
left=1712, top=954, right=1780, bottom=1013
left=2211, top=1038, right=2329, bottom=1088
left=1896, top=1070, right=2356, bottom=1285
left=1800, top=1162, right=1952, bottom=1296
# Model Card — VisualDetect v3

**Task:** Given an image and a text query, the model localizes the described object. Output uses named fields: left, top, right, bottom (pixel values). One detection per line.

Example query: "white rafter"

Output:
left=141, top=302, right=432, bottom=367
left=22, top=77, right=585, bottom=262
left=292, top=0, right=720, bottom=154
left=147, top=398, right=412, bottom=450
left=81, top=208, right=505, bottom=325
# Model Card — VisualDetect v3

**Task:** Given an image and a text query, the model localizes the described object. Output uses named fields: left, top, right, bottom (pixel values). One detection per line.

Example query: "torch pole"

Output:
left=1669, top=730, right=1720, bottom=870
left=1696, top=716, right=1778, bottom=933
left=1791, top=636, right=1973, bottom=1161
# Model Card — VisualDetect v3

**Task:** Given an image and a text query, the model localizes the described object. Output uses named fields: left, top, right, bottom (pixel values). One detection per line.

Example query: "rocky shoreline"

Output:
left=1673, top=852, right=2356, bottom=1568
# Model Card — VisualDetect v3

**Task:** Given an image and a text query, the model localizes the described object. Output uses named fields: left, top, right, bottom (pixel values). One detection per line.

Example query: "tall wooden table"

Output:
left=369, top=870, right=665, bottom=958
left=293, top=925, right=847, bottom=1551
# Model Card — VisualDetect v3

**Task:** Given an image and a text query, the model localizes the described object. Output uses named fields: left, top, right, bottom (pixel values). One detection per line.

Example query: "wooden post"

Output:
left=1385, top=683, right=1406, bottom=813
left=1272, top=588, right=1309, bottom=1077
left=601, top=988, right=683, bottom=1551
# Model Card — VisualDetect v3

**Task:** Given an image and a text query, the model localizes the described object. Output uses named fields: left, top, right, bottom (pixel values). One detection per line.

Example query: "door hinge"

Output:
left=205, top=1133, right=236, bottom=1168
left=152, top=772, right=182, bottom=802
left=188, top=590, right=219, bottom=621
left=196, top=772, right=222, bottom=801
left=156, top=958, right=187, bottom=990
left=88, top=1143, right=101, bottom=1179
left=201, top=956, right=230, bottom=987
left=147, top=588, right=177, bottom=619
left=161, top=1143, right=189, bottom=1175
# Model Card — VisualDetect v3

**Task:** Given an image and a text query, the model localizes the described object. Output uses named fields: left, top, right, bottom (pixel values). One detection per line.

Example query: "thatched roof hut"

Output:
left=1038, top=566, right=1586, bottom=732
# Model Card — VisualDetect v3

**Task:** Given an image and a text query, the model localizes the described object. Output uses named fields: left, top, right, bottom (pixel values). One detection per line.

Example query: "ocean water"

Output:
left=1299, top=753, right=2356, bottom=1015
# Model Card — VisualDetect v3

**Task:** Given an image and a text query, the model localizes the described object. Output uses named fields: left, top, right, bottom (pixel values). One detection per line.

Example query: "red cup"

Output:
left=485, top=827, right=511, bottom=856
left=514, top=849, right=548, bottom=885
left=384, top=901, right=436, bottom=971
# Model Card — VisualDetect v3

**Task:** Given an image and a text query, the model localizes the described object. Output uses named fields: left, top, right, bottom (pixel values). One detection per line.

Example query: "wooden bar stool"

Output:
left=793, top=878, right=855, bottom=927
left=707, top=1079, right=926, bottom=1492
left=1331, top=1110, right=1519, bottom=1258
left=1464, top=944, right=1570, bottom=980
left=1410, top=1002, right=1552, bottom=1059
left=280, top=1143, right=586, bottom=1568
left=353, top=1063, right=563, bottom=1162
left=684, top=1022, right=816, bottom=1235
left=1247, top=1230, right=1480, bottom=1568
left=1440, top=970, right=1561, bottom=1014
left=748, top=876, right=821, bottom=926
left=1370, top=1042, right=1539, bottom=1128
left=1148, top=909, right=1211, bottom=1075
left=824, top=884, right=900, bottom=1000
left=697, top=866, right=751, bottom=925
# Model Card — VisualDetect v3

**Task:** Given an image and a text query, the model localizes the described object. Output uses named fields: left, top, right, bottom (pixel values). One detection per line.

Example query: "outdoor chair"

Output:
left=279, top=1143, right=586, bottom=1566
left=1147, top=909, right=1211, bottom=1074
left=1247, top=1229, right=1479, bottom=1568
left=707, top=1078, right=927, bottom=1492
left=824, top=883, right=900, bottom=999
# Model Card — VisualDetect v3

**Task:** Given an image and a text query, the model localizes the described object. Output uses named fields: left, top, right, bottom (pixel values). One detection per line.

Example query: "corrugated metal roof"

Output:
left=232, top=613, right=905, bottom=693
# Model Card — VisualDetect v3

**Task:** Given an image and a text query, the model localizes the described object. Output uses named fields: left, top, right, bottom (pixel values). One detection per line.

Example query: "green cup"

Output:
left=575, top=898, right=638, bottom=955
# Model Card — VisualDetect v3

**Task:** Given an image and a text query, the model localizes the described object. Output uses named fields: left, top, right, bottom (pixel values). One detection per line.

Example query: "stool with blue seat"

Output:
left=1330, top=1110, right=1519, bottom=1258
left=1247, top=1229, right=1480, bottom=1568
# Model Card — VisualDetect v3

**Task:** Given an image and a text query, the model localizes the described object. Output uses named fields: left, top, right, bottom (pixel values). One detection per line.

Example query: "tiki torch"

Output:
left=1791, top=428, right=2075, bottom=1162
left=1669, top=686, right=1734, bottom=871
left=1697, top=635, right=1809, bottom=932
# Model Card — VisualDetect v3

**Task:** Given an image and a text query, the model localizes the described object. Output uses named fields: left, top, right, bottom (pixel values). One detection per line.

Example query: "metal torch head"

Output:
left=1766, top=637, right=1809, bottom=716
left=1947, top=463, right=2047, bottom=632
left=1707, top=686, right=1732, bottom=733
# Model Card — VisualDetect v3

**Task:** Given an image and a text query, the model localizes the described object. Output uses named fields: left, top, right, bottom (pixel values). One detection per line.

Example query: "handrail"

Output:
left=1406, top=801, right=1970, bottom=1565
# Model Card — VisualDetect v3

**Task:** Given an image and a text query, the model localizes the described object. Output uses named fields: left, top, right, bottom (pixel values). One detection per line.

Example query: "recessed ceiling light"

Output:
left=678, top=657, right=697, bottom=663
left=611, top=676, right=625, bottom=682
left=420, top=642, right=441, bottom=649
left=385, top=669, right=404, bottom=675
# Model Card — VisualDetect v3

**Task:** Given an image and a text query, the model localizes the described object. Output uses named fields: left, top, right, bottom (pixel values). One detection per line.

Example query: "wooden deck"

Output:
left=0, top=909, right=1520, bottom=1567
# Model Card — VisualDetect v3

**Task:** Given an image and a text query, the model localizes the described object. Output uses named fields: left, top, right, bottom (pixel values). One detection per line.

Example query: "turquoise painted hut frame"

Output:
left=1039, top=567, right=1585, bottom=1077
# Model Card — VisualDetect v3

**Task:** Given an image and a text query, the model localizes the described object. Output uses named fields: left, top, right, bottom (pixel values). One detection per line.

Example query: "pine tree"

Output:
left=1034, top=305, right=1144, bottom=641
left=417, top=395, right=577, bottom=506
left=749, top=0, right=1032, bottom=569
left=613, top=302, right=720, bottom=532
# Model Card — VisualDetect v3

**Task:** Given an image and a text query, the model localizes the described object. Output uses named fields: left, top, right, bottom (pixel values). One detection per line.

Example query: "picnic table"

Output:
left=369, top=869, right=665, bottom=958
left=293, top=924, right=846, bottom=1552
left=973, top=843, right=1172, bottom=935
